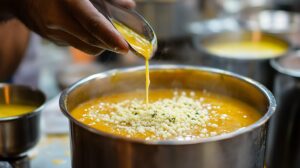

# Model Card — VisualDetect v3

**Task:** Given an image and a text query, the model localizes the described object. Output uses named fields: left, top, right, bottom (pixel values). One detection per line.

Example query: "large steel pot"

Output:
left=192, top=31, right=290, bottom=89
left=0, top=84, right=45, bottom=158
left=60, top=65, right=276, bottom=168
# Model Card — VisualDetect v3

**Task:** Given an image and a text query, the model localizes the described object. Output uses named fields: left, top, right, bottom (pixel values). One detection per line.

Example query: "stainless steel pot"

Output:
left=192, top=31, right=290, bottom=88
left=60, top=65, right=275, bottom=168
left=266, top=51, right=300, bottom=168
left=0, top=84, right=45, bottom=158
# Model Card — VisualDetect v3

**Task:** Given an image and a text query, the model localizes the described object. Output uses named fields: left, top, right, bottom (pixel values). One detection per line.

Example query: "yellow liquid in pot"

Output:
left=206, top=40, right=287, bottom=59
left=0, top=104, right=36, bottom=118
left=112, top=20, right=153, bottom=104
left=72, top=89, right=261, bottom=140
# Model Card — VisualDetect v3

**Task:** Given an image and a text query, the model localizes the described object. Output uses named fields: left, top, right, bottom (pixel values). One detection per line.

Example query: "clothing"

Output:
left=12, top=33, right=41, bottom=88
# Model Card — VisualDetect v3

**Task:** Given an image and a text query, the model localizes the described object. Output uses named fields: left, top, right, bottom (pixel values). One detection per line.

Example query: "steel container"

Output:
left=134, top=0, right=270, bottom=40
left=192, top=31, right=290, bottom=88
left=60, top=65, right=276, bottom=168
left=0, top=84, right=45, bottom=158
left=266, top=51, right=300, bottom=168
left=134, top=0, right=202, bottom=40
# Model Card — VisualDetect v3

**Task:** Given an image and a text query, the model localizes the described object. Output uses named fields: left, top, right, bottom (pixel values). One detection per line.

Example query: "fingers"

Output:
left=64, top=0, right=129, bottom=54
left=45, top=6, right=105, bottom=49
left=47, top=29, right=105, bottom=55
left=111, top=0, right=136, bottom=8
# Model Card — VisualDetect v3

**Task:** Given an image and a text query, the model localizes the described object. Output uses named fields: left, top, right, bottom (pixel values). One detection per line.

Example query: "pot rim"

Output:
left=59, top=65, right=276, bottom=145
left=0, top=83, right=46, bottom=122
left=270, top=50, right=300, bottom=78
left=192, top=30, right=290, bottom=61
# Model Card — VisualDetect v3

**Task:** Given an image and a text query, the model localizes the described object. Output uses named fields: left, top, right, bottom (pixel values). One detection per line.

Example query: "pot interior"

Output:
left=63, top=66, right=273, bottom=121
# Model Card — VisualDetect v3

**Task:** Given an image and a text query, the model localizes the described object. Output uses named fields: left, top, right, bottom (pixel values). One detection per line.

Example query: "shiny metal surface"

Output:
left=134, top=0, right=271, bottom=40
left=192, top=31, right=290, bottom=88
left=187, top=17, right=242, bottom=37
left=134, top=0, right=202, bottom=40
left=0, top=156, right=30, bottom=168
left=60, top=65, right=276, bottom=168
left=266, top=52, right=300, bottom=168
left=0, top=84, right=45, bottom=158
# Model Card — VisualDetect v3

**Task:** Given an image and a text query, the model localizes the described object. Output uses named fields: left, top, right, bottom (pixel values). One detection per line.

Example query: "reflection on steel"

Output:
left=267, top=52, right=300, bottom=168
left=0, top=84, right=45, bottom=161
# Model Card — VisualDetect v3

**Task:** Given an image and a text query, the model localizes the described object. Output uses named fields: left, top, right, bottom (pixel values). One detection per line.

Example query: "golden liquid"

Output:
left=72, top=89, right=261, bottom=140
left=112, top=20, right=153, bottom=104
left=206, top=40, right=287, bottom=59
left=0, top=104, right=36, bottom=118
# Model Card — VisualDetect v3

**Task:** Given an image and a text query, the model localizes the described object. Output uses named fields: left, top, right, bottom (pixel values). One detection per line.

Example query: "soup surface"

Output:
left=0, top=104, right=36, bottom=118
left=71, top=89, right=261, bottom=140
left=206, top=40, right=287, bottom=59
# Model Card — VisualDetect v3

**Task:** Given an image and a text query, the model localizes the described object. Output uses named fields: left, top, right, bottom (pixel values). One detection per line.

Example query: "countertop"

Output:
left=31, top=135, right=71, bottom=168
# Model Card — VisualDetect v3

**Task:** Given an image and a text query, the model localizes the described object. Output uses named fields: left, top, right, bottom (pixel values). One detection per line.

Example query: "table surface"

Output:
left=31, top=135, right=71, bottom=168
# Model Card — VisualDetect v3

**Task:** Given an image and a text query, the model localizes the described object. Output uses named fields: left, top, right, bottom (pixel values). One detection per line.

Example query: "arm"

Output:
left=0, top=0, right=135, bottom=55
left=0, top=19, right=29, bottom=81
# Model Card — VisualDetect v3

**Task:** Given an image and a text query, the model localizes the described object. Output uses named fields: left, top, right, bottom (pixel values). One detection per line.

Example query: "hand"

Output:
left=11, top=0, right=135, bottom=55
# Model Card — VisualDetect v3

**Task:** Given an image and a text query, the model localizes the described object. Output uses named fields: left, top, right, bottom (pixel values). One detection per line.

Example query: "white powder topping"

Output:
left=82, top=91, right=223, bottom=140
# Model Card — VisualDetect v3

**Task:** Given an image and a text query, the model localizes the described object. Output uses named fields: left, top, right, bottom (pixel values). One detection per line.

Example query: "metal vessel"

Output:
left=267, top=51, right=300, bottom=168
left=60, top=65, right=276, bottom=168
left=134, top=0, right=271, bottom=40
left=192, top=31, right=290, bottom=88
left=0, top=84, right=45, bottom=158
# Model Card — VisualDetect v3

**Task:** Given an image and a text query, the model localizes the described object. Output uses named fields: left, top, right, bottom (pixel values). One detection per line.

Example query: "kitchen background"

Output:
left=2, top=0, right=300, bottom=167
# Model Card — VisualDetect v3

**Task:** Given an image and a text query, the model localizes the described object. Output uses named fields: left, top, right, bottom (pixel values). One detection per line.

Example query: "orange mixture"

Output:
left=0, top=104, right=36, bottom=118
left=72, top=89, right=261, bottom=140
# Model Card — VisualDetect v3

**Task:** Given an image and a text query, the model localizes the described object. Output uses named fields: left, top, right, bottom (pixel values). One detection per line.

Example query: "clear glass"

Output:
left=91, top=0, right=157, bottom=58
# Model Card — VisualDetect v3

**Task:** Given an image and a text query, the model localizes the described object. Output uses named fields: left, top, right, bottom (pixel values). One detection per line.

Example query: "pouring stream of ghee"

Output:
left=112, top=20, right=153, bottom=104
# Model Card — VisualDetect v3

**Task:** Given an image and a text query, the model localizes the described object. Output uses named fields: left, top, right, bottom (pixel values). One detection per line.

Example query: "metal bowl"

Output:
left=60, top=65, right=276, bottom=168
left=192, top=31, right=290, bottom=88
left=0, top=84, right=45, bottom=158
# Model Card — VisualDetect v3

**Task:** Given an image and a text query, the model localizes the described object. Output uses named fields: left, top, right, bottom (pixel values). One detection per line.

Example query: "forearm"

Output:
left=0, top=19, right=29, bottom=81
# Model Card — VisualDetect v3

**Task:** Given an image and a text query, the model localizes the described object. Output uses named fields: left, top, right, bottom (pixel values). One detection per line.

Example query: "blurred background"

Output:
left=2, top=0, right=300, bottom=98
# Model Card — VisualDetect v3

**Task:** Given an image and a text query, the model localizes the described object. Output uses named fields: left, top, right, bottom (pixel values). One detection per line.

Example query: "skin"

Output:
left=0, top=19, right=29, bottom=81
left=0, top=0, right=135, bottom=81
left=1, top=0, right=135, bottom=55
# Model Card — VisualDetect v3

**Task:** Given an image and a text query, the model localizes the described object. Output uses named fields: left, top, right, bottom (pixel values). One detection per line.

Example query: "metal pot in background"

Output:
left=266, top=51, right=300, bottom=168
left=135, top=0, right=273, bottom=41
left=60, top=65, right=276, bottom=168
left=0, top=84, right=45, bottom=167
left=135, top=0, right=202, bottom=40
left=192, top=31, right=290, bottom=88
left=238, top=9, right=300, bottom=47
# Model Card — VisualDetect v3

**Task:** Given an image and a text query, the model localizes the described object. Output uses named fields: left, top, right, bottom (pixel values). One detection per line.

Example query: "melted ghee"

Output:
left=0, top=104, right=36, bottom=118
left=206, top=40, right=287, bottom=59
left=71, top=89, right=261, bottom=140
left=112, top=20, right=153, bottom=104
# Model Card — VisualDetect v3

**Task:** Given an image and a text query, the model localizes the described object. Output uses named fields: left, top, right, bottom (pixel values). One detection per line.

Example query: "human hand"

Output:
left=12, top=0, right=135, bottom=55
